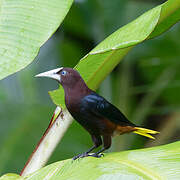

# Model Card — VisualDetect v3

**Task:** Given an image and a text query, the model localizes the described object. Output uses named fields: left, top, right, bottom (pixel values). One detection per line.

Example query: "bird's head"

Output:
left=35, top=67, right=83, bottom=88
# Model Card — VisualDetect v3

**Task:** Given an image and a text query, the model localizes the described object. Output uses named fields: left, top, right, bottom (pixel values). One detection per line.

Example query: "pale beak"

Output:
left=35, top=67, right=63, bottom=82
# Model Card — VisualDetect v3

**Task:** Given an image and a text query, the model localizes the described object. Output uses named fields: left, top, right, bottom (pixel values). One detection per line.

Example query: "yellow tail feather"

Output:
left=133, top=127, right=160, bottom=139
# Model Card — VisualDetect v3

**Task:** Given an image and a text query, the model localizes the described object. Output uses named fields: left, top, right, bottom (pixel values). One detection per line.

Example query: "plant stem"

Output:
left=20, top=107, right=73, bottom=176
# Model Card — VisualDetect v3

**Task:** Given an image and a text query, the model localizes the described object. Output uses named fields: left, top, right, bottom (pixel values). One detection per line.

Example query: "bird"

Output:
left=36, top=67, right=159, bottom=160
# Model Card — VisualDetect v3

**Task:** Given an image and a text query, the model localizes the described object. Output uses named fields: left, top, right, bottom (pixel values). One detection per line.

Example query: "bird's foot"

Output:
left=72, top=152, right=89, bottom=160
left=88, top=153, right=104, bottom=158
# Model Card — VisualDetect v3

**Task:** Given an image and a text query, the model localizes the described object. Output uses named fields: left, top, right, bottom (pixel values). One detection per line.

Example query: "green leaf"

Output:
left=0, top=173, right=23, bottom=180
left=0, top=0, right=73, bottom=80
left=149, top=0, right=180, bottom=38
left=49, top=0, right=180, bottom=107
left=23, top=141, right=180, bottom=180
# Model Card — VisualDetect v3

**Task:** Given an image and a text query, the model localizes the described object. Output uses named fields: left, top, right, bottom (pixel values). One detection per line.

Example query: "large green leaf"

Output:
left=0, top=0, right=73, bottom=80
left=1, top=142, right=179, bottom=179
left=50, top=0, right=180, bottom=107
left=20, top=141, right=180, bottom=180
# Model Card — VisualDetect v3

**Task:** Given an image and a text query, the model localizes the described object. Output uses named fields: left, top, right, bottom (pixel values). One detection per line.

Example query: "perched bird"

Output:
left=36, top=67, right=159, bottom=160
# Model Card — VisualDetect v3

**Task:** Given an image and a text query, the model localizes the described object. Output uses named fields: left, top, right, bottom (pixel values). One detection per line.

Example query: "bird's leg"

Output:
left=87, top=135, right=103, bottom=153
left=72, top=135, right=102, bottom=160
left=89, top=135, right=111, bottom=158
left=85, top=145, right=97, bottom=154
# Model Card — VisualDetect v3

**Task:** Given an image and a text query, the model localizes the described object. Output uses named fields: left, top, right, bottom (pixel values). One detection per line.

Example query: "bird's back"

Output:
left=67, top=92, right=135, bottom=136
left=81, top=92, right=136, bottom=127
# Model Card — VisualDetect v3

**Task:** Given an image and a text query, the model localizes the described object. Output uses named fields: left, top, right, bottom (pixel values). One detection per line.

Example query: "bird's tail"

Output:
left=133, top=127, right=159, bottom=139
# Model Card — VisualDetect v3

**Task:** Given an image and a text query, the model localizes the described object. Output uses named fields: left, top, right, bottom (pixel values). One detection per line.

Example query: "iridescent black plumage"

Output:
left=81, top=92, right=135, bottom=127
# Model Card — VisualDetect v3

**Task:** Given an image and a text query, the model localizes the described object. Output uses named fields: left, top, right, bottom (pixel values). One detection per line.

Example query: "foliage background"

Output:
left=0, top=0, right=179, bottom=175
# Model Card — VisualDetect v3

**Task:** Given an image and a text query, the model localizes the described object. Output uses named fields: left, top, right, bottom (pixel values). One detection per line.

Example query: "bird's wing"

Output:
left=81, top=92, right=135, bottom=127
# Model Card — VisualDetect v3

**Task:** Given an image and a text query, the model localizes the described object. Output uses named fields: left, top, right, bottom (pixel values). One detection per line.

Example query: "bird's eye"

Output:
left=61, top=70, right=67, bottom=76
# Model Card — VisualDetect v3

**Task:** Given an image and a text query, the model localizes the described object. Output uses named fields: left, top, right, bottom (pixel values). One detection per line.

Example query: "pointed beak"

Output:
left=35, top=67, right=63, bottom=82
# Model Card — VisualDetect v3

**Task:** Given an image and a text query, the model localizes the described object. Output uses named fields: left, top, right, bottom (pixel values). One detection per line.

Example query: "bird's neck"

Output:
left=64, top=79, right=91, bottom=107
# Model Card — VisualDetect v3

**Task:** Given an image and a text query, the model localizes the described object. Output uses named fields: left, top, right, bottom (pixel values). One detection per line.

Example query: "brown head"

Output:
left=35, top=67, right=89, bottom=91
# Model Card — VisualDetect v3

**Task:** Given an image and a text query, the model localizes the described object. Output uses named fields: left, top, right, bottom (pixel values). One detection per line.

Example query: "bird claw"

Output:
left=89, top=153, right=104, bottom=158
left=73, top=152, right=104, bottom=160
left=72, top=152, right=89, bottom=160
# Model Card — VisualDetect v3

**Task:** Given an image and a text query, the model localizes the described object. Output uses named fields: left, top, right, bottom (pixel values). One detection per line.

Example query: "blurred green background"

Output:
left=0, top=0, right=179, bottom=175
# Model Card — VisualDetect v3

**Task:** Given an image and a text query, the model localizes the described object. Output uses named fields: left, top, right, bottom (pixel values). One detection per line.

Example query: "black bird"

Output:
left=36, top=67, right=159, bottom=160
